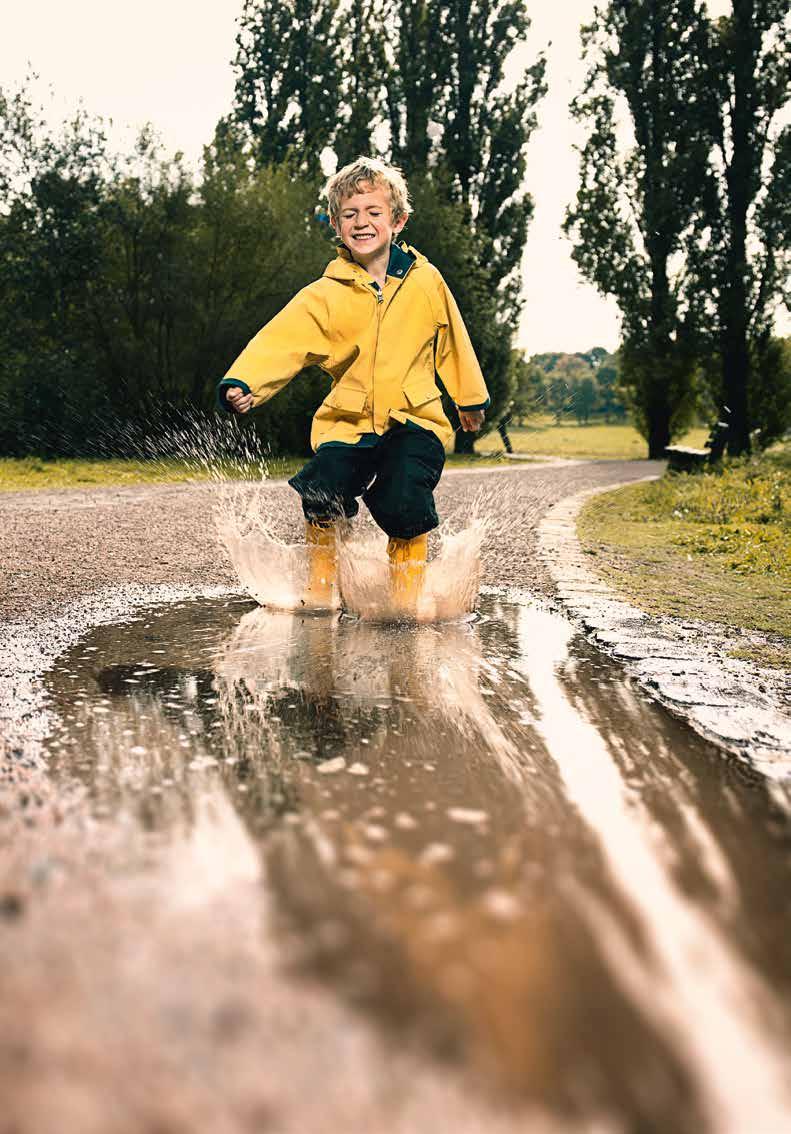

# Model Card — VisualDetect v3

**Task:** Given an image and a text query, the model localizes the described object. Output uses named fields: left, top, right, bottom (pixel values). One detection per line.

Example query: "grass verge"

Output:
left=576, top=449, right=791, bottom=667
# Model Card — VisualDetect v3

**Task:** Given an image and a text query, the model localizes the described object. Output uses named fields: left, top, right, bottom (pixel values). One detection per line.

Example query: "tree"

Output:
left=332, top=0, right=389, bottom=167
left=574, top=376, right=599, bottom=424
left=382, top=1, right=545, bottom=450
left=508, top=350, right=546, bottom=425
left=0, top=85, right=113, bottom=455
left=231, top=0, right=341, bottom=179
left=385, top=0, right=442, bottom=169
left=692, top=1, right=790, bottom=454
left=0, top=75, right=338, bottom=459
left=596, top=355, right=626, bottom=421
left=564, top=0, right=712, bottom=457
left=428, top=1, right=547, bottom=316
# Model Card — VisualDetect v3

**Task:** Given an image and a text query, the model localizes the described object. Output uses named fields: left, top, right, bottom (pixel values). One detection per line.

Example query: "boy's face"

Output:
left=332, top=181, right=406, bottom=263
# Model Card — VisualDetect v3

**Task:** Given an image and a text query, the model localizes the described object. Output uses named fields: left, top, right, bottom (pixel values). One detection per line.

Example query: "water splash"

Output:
left=215, top=480, right=489, bottom=623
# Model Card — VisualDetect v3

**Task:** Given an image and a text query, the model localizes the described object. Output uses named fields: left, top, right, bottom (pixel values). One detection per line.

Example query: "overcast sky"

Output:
left=4, top=0, right=781, bottom=356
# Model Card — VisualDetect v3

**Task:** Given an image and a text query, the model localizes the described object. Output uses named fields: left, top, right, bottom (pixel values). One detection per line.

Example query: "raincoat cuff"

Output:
left=456, top=397, right=490, bottom=412
left=217, top=378, right=252, bottom=414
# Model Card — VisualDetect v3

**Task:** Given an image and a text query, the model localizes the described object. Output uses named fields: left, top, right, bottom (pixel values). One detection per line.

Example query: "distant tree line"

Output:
left=0, top=0, right=546, bottom=458
left=508, top=347, right=628, bottom=427
left=0, top=0, right=787, bottom=461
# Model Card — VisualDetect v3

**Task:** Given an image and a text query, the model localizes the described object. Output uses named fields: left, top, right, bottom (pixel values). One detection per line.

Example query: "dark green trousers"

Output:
left=288, top=423, right=446, bottom=540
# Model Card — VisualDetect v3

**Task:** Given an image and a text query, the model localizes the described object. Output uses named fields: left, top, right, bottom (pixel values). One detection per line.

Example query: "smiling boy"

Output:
left=218, top=156, right=490, bottom=613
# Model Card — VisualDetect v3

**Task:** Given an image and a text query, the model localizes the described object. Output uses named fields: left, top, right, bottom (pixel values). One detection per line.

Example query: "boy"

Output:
left=218, top=156, right=489, bottom=613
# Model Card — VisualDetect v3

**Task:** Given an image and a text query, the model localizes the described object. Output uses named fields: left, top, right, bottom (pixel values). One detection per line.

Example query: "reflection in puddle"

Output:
left=43, top=593, right=791, bottom=1132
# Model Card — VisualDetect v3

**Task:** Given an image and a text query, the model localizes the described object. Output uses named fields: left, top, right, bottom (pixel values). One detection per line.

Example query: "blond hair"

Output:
left=322, top=156, right=412, bottom=227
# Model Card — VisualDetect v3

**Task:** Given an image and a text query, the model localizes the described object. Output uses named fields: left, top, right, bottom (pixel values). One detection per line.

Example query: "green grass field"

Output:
left=478, top=417, right=709, bottom=460
left=577, top=448, right=791, bottom=666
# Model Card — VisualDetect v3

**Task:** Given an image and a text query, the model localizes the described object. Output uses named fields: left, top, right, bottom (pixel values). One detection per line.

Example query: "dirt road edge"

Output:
left=538, top=481, right=791, bottom=791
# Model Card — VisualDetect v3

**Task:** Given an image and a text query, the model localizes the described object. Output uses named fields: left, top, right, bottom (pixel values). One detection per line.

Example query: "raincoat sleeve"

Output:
left=433, top=274, right=490, bottom=412
left=217, top=285, right=333, bottom=413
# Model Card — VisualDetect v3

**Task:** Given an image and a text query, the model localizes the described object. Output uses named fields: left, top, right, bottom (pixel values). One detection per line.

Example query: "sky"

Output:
left=2, top=0, right=780, bottom=356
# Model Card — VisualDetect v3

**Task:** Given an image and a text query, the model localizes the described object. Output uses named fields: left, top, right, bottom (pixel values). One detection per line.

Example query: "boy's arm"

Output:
left=217, top=285, right=332, bottom=414
left=433, top=274, right=491, bottom=419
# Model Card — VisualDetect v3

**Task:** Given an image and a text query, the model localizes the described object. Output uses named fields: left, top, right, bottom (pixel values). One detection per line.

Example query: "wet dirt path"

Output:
left=0, top=461, right=662, bottom=620
left=3, top=591, right=790, bottom=1133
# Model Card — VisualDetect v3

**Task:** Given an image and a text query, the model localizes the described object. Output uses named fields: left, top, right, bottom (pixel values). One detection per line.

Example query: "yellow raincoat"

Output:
left=218, top=240, right=490, bottom=450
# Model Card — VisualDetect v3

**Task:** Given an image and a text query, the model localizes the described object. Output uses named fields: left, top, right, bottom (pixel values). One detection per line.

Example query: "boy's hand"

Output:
left=458, top=409, right=485, bottom=432
left=225, top=386, right=253, bottom=414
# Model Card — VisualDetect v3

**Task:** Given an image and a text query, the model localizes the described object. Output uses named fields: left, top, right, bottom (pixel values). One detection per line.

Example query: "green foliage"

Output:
left=424, top=2, right=547, bottom=318
left=644, top=462, right=789, bottom=530
left=689, top=1, right=791, bottom=454
left=385, top=0, right=440, bottom=169
left=748, top=335, right=791, bottom=450
left=332, top=0, right=389, bottom=166
left=607, top=452, right=791, bottom=577
left=0, top=89, right=335, bottom=457
left=0, top=1, right=550, bottom=460
left=231, top=0, right=342, bottom=178
left=578, top=468, right=791, bottom=642
left=507, top=346, right=627, bottom=427
left=564, top=0, right=715, bottom=457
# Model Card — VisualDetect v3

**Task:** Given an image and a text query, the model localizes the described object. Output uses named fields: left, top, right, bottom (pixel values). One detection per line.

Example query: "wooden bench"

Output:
left=664, top=412, right=730, bottom=473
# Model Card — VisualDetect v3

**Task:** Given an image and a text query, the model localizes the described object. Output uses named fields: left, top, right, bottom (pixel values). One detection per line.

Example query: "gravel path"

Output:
left=0, top=460, right=664, bottom=624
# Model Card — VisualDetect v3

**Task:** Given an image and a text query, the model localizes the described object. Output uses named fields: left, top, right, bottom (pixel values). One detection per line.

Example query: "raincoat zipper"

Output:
left=370, top=281, right=384, bottom=431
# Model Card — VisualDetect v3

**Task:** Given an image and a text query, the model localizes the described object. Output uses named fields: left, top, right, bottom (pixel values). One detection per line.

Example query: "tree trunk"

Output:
left=722, top=324, right=751, bottom=455
left=721, top=0, right=756, bottom=456
left=647, top=412, right=671, bottom=459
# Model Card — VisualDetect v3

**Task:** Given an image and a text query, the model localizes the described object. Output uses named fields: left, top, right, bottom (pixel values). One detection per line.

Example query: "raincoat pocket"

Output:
left=402, top=377, right=441, bottom=409
left=324, top=385, right=368, bottom=416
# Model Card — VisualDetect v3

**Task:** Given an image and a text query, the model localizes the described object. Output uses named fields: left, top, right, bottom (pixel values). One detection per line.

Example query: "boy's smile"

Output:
left=332, top=181, right=406, bottom=279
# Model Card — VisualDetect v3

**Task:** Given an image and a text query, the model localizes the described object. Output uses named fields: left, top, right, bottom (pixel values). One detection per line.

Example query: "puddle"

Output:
left=40, top=591, right=791, bottom=1132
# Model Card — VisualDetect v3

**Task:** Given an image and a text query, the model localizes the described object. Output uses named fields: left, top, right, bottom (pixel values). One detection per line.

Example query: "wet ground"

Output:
left=8, top=589, right=790, bottom=1133
left=0, top=461, right=664, bottom=621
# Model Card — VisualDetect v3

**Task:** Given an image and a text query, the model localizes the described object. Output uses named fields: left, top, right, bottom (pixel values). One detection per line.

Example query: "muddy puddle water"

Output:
left=42, top=592, right=791, bottom=1133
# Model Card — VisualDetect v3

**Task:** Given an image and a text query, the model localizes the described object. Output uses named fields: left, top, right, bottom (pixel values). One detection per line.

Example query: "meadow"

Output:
left=478, top=416, right=709, bottom=460
left=0, top=416, right=708, bottom=491
left=577, top=445, right=791, bottom=666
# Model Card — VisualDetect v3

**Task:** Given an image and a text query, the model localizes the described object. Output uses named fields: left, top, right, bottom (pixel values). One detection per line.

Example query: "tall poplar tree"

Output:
left=385, top=0, right=442, bottom=169
left=384, top=1, right=545, bottom=450
left=231, top=0, right=341, bottom=178
left=332, top=0, right=389, bottom=166
left=693, top=0, right=790, bottom=454
left=564, top=0, right=713, bottom=458
left=429, top=1, right=546, bottom=315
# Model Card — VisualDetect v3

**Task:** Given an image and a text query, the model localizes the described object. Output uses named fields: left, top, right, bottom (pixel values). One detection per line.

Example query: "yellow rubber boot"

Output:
left=387, top=533, right=428, bottom=617
left=304, top=521, right=336, bottom=609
